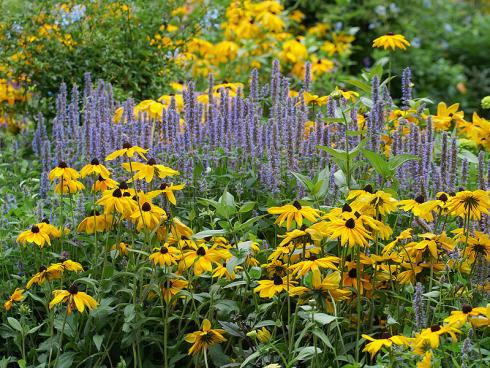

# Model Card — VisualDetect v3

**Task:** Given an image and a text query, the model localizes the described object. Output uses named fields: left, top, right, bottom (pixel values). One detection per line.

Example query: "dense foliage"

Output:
left=1, top=1, right=490, bottom=368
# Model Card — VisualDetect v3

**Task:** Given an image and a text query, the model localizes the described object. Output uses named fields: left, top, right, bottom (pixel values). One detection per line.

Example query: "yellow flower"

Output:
left=303, top=91, right=329, bottom=106
left=180, top=244, right=228, bottom=276
left=325, top=217, right=372, bottom=247
left=149, top=245, right=181, bottom=267
left=121, top=158, right=179, bottom=183
left=37, top=220, right=61, bottom=239
left=77, top=211, right=113, bottom=234
left=48, top=161, right=79, bottom=181
left=268, top=201, right=321, bottom=230
left=372, top=33, right=410, bottom=50
left=444, top=304, right=489, bottom=328
left=256, top=327, right=272, bottom=343
left=254, top=275, right=295, bottom=298
left=148, top=183, right=185, bottom=205
left=398, top=196, right=439, bottom=222
left=26, top=264, right=64, bottom=289
left=80, top=158, right=111, bottom=179
left=130, top=201, right=166, bottom=231
left=54, top=178, right=85, bottom=195
left=431, top=102, right=464, bottom=131
left=361, top=333, right=410, bottom=359
left=61, top=260, right=84, bottom=272
left=16, top=225, right=51, bottom=248
left=288, top=255, right=339, bottom=278
left=412, top=324, right=460, bottom=355
left=112, top=242, right=130, bottom=256
left=160, top=278, right=188, bottom=303
left=92, top=175, right=118, bottom=192
left=96, top=188, right=134, bottom=216
left=184, top=319, right=226, bottom=356
left=280, top=38, right=307, bottom=64
left=49, top=284, right=97, bottom=314
left=417, top=351, right=432, bottom=368
left=4, top=288, right=24, bottom=311
left=447, top=190, right=490, bottom=220
left=105, top=142, right=148, bottom=161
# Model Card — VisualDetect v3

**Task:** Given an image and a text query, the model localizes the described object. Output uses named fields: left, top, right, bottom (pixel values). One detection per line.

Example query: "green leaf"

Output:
left=17, top=360, right=26, bottom=368
left=239, top=201, right=256, bottom=213
left=7, top=317, right=23, bottom=333
left=388, top=154, right=419, bottom=170
left=93, top=335, right=104, bottom=351
left=295, top=346, right=323, bottom=362
left=341, top=78, right=371, bottom=93
left=193, top=229, right=226, bottom=239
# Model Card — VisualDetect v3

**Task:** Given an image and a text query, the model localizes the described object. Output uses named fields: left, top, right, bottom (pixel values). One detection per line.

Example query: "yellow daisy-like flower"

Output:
left=49, top=284, right=97, bottom=314
left=254, top=274, right=295, bottom=298
left=54, top=178, right=85, bottom=195
left=148, top=182, right=185, bottom=206
left=80, top=158, right=111, bottom=179
left=37, top=220, right=61, bottom=239
left=121, top=158, right=179, bottom=183
left=149, top=245, right=181, bottom=267
left=92, top=175, right=118, bottom=192
left=77, top=211, right=113, bottom=234
left=288, top=255, right=339, bottom=278
left=398, top=196, right=439, bottom=222
left=16, top=225, right=51, bottom=248
left=184, top=319, right=226, bottom=356
left=180, top=244, right=228, bottom=276
left=105, top=142, right=148, bottom=161
left=431, top=102, right=465, bottom=131
left=130, top=201, right=167, bottom=231
left=361, top=333, right=410, bottom=359
left=4, top=288, right=24, bottom=311
left=447, top=190, right=490, bottom=220
left=326, top=217, right=372, bottom=247
left=112, top=242, right=130, bottom=256
left=268, top=201, right=321, bottom=230
left=412, top=324, right=460, bottom=355
left=26, top=264, right=64, bottom=289
left=160, top=278, right=188, bottom=303
left=372, top=33, right=410, bottom=50
left=48, top=161, right=79, bottom=181
left=444, top=304, right=489, bottom=328
left=96, top=188, right=134, bottom=216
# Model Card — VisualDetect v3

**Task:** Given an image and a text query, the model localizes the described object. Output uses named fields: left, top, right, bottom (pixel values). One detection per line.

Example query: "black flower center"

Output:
left=112, top=188, right=122, bottom=198
left=345, top=218, right=356, bottom=229
left=438, top=193, right=448, bottom=202
left=293, top=200, right=302, bottom=210
left=160, top=246, right=169, bottom=254
left=68, top=284, right=79, bottom=294
left=415, top=195, right=425, bottom=204
left=348, top=268, right=357, bottom=278
left=122, top=142, right=132, bottom=149
left=58, top=161, right=67, bottom=168
left=354, top=211, right=361, bottom=218
left=41, top=218, right=50, bottom=224
left=342, top=203, right=352, bottom=212
left=273, top=274, right=283, bottom=285
left=462, top=304, right=473, bottom=314
left=430, top=324, right=441, bottom=332
left=142, top=202, right=151, bottom=212
left=147, top=158, right=156, bottom=165
left=363, top=184, right=373, bottom=193
left=91, top=158, right=100, bottom=165
left=386, top=32, right=394, bottom=36
left=89, top=210, right=100, bottom=216
left=123, top=192, right=131, bottom=197
left=119, top=181, right=129, bottom=190
left=31, top=225, right=40, bottom=233
left=160, top=183, right=168, bottom=190
left=381, top=332, right=392, bottom=339
left=98, top=175, right=105, bottom=182
left=197, top=247, right=206, bottom=256
left=39, top=265, right=47, bottom=272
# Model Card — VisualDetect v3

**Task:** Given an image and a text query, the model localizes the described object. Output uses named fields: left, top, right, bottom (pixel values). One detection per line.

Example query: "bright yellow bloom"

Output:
left=444, top=304, right=489, bottom=328
left=372, top=33, right=410, bottom=50
left=288, top=256, right=339, bottom=278
left=148, top=183, right=185, bottom=205
left=361, top=333, right=410, bottom=359
left=26, top=264, right=64, bottom=289
left=130, top=201, right=166, bottom=231
left=447, top=190, right=490, bottom=220
left=412, top=324, right=460, bottom=355
left=54, top=178, right=85, bottom=195
left=160, top=278, right=188, bottom=303
left=121, top=158, right=179, bottom=183
left=184, top=319, right=226, bottom=355
left=398, top=196, right=439, bottom=222
left=92, top=175, right=118, bottom=192
left=4, top=288, right=24, bottom=311
left=37, top=220, right=61, bottom=239
left=149, top=245, right=181, bottom=267
left=256, top=327, right=272, bottom=343
left=254, top=275, right=295, bottom=298
left=105, top=142, right=148, bottom=161
left=96, top=188, right=134, bottom=216
left=77, top=212, right=113, bottom=234
left=326, top=217, right=372, bottom=247
left=268, top=201, right=321, bottom=230
left=431, top=102, right=464, bottom=131
left=49, top=285, right=97, bottom=314
left=180, top=244, right=228, bottom=276
left=48, top=161, right=79, bottom=181
left=112, top=242, right=130, bottom=256
left=16, top=225, right=51, bottom=248
left=80, top=158, right=111, bottom=179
